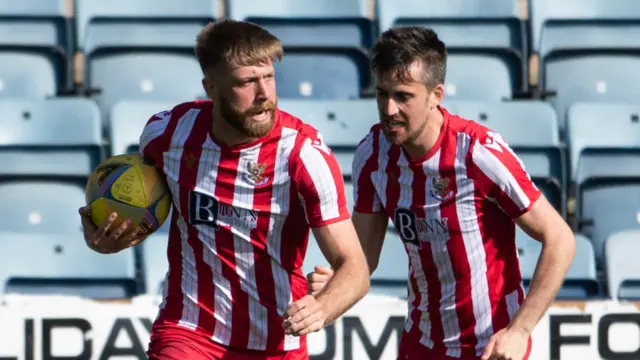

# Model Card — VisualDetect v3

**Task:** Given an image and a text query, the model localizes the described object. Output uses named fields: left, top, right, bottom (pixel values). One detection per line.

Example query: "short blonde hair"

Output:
left=195, top=19, right=283, bottom=74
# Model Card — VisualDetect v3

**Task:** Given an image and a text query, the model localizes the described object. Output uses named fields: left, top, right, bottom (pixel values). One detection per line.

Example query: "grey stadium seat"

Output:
left=141, top=233, right=170, bottom=295
left=75, top=0, right=212, bottom=123
left=444, top=100, right=566, bottom=215
left=278, top=99, right=378, bottom=179
left=0, top=232, right=137, bottom=299
left=377, top=0, right=526, bottom=101
left=0, top=0, right=71, bottom=98
left=568, top=102, right=640, bottom=265
left=228, top=0, right=373, bottom=48
left=605, top=229, right=640, bottom=300
left=517, top=228, right=600, bottom=299
left=531, top=0, right=640, bottom=133
left=0, top=181, right=85, bottom=234
left=110, top=100, right=178, bottom=156
left=0, top=98, right=103, bottom=178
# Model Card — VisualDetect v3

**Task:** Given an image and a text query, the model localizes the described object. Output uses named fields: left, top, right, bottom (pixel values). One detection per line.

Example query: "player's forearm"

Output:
left=315, top=256, right=370, bottom=325
left=510, top=230, right=576, bottom=335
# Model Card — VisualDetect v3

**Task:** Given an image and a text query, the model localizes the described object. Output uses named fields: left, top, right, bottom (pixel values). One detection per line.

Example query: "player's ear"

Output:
left=202, top=76, right=216, bottom=99
left=430, top=83, right=445, bottom=106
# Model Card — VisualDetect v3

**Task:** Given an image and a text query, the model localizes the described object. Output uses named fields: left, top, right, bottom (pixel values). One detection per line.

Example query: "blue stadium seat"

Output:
left=0, top=181, right=85, bottom=234
left=444, top=100, right=566, bottom=215
left=568, top=102, right=640, bottom=265
left=228, top=0, right=373, bottom=48
left=75, top=0, right=213, bottom=121
left=0, top=98, right=103, bottom=178
left=0, top=0, right=71, bottom=98
left=605, top=229, right=640, bottom=300
left=0, top=233, right=138, bottom=299
left=278, top=99, right=378, bottom=178
left=517, top=229, right=600, bottom=299
left=531, top=0, right=640, bottom=133
left=275, top=47, right=371, bottom=99
left=110, top=100, right=178, bottom=156
left=377, top=0, right=526, bottom=101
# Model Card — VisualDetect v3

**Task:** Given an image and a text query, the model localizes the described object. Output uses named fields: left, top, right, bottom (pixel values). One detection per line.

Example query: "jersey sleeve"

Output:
left=470, top=130, right=542, bottom=219
left=137, top=109, right=173, bottom=168
left=291, top=135, right=350, bottom=228
left=352, top=132, right=384, bottom=214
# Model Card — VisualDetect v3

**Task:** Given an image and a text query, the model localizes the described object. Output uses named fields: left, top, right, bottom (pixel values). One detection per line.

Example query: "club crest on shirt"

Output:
left=244, top=161, right=269, bottom=186
left=430, top=176, right=454, bottom=201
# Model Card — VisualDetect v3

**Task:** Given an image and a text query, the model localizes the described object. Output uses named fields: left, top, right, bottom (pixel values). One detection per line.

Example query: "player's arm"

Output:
left=471, top=131, right=576, bottom=338
left=282, top=136, right=370, bottom=336
left=81, top=109, right=173, bottom=254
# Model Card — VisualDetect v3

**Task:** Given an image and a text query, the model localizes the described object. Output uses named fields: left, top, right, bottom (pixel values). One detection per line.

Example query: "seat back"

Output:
left=110, top=100, right=178, bottom=155
left=0, top=98, right=103, bottom=178
left=567, top=102, right=640, bottom=182
left=140, top=233, right=170, bottom=295
left=0, top=0, right=70, bottom=97
left=444, top=100, right=565, bottom=213
left=0, top=180, right=86, bottom=234
left=278, top=99, right=378, bottom=178
left=605, top=229, right=640, bottom=300
left=0, top=232, right=137, bottom=299
left=228, top=0, right=371, bottom=48
left=75, top=0, right=216, bottom=51
left=530, top=0, right=640, bottom=53
left=517, top=229, right=600, bottom=299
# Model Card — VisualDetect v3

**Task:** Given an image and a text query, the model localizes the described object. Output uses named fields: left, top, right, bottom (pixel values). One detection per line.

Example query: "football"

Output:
left=85, top=153, right=171, bottom=238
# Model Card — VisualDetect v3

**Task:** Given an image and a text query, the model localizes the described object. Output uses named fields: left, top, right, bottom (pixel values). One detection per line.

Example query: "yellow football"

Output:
left=85, top=153, right=171, bottom=238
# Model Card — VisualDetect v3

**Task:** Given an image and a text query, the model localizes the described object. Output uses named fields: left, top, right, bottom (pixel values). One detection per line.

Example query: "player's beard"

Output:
left=220, top=96, right=277, bottom=138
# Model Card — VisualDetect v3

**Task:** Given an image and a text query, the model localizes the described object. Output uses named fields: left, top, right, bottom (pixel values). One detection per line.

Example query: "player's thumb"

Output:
left=480, top=339, right=495, bottom=360
left=78, top=205, right=91, bottom=216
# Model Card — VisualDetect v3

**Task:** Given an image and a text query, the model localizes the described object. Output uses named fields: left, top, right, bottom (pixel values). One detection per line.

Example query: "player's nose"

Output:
left=255, top=78, right=270, bottom=100
left=381, top=98, right=399, bottom=117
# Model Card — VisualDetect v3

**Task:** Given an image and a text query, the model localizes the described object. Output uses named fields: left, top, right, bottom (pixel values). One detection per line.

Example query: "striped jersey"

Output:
left=138, top=100, right=349, bottom=355
left=352, top=106, right=541, bottom=359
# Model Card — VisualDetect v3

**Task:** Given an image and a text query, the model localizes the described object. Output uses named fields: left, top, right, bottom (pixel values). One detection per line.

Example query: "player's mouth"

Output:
left=251, top=110, right=270, bottom=122
left=384, top=120, right=404, bottom=132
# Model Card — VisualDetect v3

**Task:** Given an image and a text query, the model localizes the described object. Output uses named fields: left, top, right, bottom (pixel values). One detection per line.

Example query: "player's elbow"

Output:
left=339, top=249, right=371, bottom=298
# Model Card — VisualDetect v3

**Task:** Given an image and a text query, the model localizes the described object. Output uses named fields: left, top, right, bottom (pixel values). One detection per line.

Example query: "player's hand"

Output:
left=281, top=294, right=328, bottom=336
left=480, top=326, right=530, bottom=360
left=306, top=266, right=334, bottom=295
left=79, top=206, right=140, bottom=254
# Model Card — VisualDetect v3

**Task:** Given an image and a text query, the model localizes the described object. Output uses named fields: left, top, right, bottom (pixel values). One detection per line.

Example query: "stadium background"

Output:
left=0, top=0, right=639, bottom=359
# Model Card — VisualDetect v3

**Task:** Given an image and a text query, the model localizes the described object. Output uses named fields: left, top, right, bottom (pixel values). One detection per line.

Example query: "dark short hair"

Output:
left=195, top=19, right=283, bottom=75
left=372, top=26, right=447, bottom=88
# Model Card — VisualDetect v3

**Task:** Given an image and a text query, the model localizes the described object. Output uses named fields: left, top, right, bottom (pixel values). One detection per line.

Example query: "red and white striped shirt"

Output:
left=353, top=106, right=541, bottom=359
left=138, top=100, right=349, bottom=355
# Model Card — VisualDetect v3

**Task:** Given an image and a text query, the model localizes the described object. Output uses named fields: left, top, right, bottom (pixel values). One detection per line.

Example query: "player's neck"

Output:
left=402, top=108, right=445, bottom=161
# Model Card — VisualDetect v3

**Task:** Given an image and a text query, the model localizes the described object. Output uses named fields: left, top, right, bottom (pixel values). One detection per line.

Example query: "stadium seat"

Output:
left=75, top=0, right=213, bottom=123
left=0, top=98, right=103, bottom=178
left=0, top=232, right=138, bottom=299
left=444, top=100, right=566, bottom=215
left=303, top=228, right=408, bottom=299
left=567, top=103, right=640, bottom=264
left=0, top=181, right=85, bottom=234
left=605, top=229, right=640, bottom=300
left=228, top=0, right=373, bottom=48
left=517, top=229, right=600, bottom=299
left=377, top=0, right=526, bottom=101
left=110, top=100, right=178, bottom=156
left=278, top=99, right=378, bottom=178
left=531, top=0, right=640, bottom=133
left=0, top=0, right=71, bottom=98
left=275, top=47, right=371, bottom=99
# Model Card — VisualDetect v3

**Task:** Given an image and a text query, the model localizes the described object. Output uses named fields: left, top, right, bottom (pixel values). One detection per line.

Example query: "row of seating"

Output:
left=1, top=97, right=638, bottom=267
left=3, top=0, right=640, bottom=136
left=1, top=214, right=637, bottom=301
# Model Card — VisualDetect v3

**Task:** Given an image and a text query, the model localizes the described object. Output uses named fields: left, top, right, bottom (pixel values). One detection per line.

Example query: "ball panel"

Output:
left=90, top=197, right=148, bottom=230
left=152, top=192, right=172, bottom=227
left=109, top=167, right=148, bottom=208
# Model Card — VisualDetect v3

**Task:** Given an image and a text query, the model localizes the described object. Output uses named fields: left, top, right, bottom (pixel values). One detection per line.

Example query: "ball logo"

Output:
left=244, top=161, right=269, bottom=186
